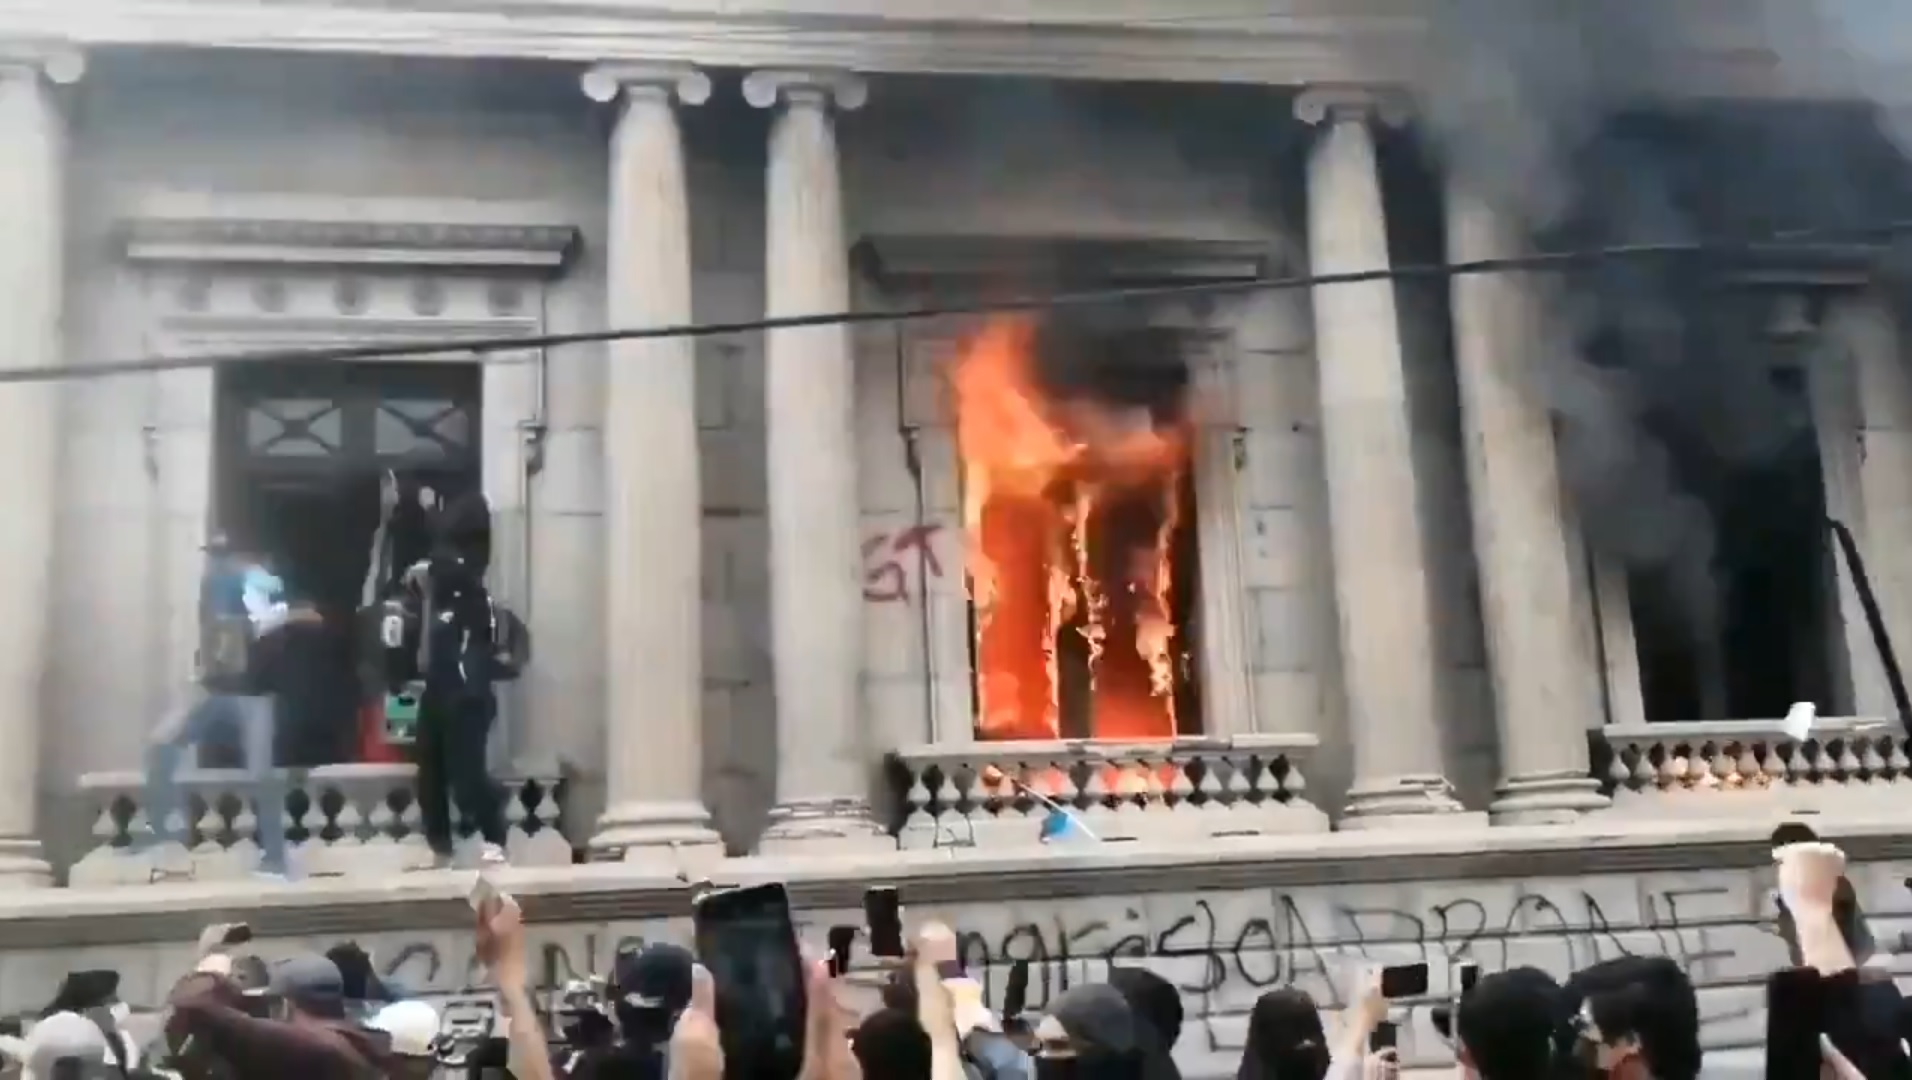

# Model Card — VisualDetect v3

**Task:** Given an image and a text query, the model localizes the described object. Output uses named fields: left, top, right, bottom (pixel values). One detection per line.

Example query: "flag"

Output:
left=1036, top=800, right=1100, bottom=845
left=1783, top=701, right=1817, bottom=743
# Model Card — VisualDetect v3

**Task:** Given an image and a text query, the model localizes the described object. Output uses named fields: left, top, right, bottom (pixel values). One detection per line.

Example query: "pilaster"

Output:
left=1293, top=86, right=1473, bottom=828
left=0, top=40, right=81, bottom=886
left=1817, top=291, right=1911, bottom=720
left=582, top=62, right=724, bottom=870
left=746, top=69, right=890, bottom=854
left=1187, top=338, right=1258, bottom=739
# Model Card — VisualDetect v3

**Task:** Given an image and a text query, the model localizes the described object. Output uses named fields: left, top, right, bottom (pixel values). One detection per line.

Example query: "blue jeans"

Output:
left=141, top=690, right=288, bottom=874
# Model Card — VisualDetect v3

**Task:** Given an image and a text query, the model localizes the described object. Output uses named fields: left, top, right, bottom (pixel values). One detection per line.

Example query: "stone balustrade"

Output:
left=1593, top=718, right=1910, bottom=817
left=69, top=764, right=572, bottom=884
left=886, top=734, right=1327, bottom=849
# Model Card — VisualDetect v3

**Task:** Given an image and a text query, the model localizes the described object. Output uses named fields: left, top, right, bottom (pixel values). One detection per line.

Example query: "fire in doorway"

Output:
left=949, top=315, right=1200, bottom=744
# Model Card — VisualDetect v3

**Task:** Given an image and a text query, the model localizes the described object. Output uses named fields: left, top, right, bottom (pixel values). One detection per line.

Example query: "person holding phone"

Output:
left=1771, top=822, right=1879, bottom=969
left=165, top=949, right=394, bottom=1079
left=469, top=889, right=556, bottom=1080
left=688, top=884, right=826, bottom=1080
left=1771, top=839, right=1912, bottom=1079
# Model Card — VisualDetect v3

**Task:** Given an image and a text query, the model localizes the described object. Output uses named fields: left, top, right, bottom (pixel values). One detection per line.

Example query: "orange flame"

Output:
left=950, top=318, right=1190, bottom=742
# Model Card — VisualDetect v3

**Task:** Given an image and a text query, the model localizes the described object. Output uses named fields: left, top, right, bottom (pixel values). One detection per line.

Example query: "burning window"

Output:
left=949, top=317, right=1202, bottom=742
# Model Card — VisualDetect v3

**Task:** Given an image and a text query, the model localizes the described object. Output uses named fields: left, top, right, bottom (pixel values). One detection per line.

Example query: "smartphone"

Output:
left=827, top=925, right=858, bottom=978
left=693, top=884, right=807, bottom=1080
left=1380, top=963, right=1429, bottom=998
left=1369, top=1020, right=1398, bottom=1053
left=1765, top=966, right=1826, bottom=1080
left=1004, top=959, right=1031, bottom=1019
left=1458, top=962, right=1480, bottom=993
left=864, top=886, right=904, bottom=958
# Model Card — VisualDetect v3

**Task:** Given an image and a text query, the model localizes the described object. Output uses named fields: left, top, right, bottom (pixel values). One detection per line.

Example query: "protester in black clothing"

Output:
left=1237, top=988, right=1328, bottom=1080
left=853, top=1008, right=934, bottom=1080
left=397, top=490, right=509, bottom=868
left=1105, top=969, right=1182, bottom=1080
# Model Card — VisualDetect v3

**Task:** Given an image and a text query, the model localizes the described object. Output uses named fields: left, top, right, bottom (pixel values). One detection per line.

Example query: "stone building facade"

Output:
left=0, top=1, right=1907, bottom=895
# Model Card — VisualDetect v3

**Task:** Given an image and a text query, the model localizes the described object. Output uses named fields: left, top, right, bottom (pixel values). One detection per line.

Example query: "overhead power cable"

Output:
left=6, top=217, right=1911, bottom=387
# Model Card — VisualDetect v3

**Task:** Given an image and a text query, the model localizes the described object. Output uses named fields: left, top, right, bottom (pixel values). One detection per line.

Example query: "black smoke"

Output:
left=1396, top=1, right=1912, bottom=713
left=1027, top=309, right=1190, bottom=423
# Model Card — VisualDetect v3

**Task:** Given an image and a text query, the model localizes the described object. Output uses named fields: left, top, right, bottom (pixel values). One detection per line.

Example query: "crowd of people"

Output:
left=0, top=835, right=1901, bottom=1080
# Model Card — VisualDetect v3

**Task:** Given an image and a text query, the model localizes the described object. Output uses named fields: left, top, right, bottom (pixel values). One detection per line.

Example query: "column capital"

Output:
left=0, top=42, right=84, bottom=86
left=1292, top=84, right=1407, bottom=128
left=579, top=63, right=710, bottom=106
left=742, top=69, right=867, bottom=112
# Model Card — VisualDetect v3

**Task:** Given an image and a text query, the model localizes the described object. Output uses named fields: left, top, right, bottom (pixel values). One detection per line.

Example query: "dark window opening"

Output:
left=212, top=360, right=482, bottom=767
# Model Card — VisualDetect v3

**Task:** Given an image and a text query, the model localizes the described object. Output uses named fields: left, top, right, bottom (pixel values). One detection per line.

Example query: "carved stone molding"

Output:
left=119, top=218, right=580, bottom=273
left=579, top=62, right=710, bottom=106
left=1292, top=84, right=1409, bottom=127
left=0, top=0, right=1833, bottom=100
left=742, top=69, right=867, bottom=112
left=853, top=234, right=1276, bottom=288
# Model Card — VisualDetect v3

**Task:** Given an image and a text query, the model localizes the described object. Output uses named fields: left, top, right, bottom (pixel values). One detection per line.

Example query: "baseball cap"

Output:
left=270, top=953, right=346, bottom=1014
left=614, top=944, right=694, bottom=1012
left=367, top=1000, right=440, bottom=1059
left=22, top=1012, right=110, bottom=1080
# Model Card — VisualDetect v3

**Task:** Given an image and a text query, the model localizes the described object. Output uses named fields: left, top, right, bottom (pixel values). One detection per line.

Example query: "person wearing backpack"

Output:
left=140, top=531, right=321, bottom=881
left=390, top=491, right=525, bottom=869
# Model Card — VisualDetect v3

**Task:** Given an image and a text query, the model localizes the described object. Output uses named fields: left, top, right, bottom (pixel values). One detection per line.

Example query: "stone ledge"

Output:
left=120, top=217, right=581, bottom=272
left=6, top=814, right=1907, bottom=948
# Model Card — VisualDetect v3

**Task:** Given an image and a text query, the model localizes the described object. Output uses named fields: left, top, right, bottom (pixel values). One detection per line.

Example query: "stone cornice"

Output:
left=853, top=234, right=1281, bottom=287
left=0, top=1, right=1835, bottom=97
left=119, top=217, right=581, bottom=272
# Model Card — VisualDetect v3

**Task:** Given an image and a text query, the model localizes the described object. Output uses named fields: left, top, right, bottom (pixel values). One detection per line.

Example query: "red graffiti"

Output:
left=863, top=524, right=945, bottom=603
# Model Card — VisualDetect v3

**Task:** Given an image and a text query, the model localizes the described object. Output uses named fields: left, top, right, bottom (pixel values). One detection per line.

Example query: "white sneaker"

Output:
left=479, top=843, right=508, bottom=867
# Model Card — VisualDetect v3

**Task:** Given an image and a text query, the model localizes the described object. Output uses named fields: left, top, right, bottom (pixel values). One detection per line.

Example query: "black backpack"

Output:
left=488, top=600, right=530, bottom=682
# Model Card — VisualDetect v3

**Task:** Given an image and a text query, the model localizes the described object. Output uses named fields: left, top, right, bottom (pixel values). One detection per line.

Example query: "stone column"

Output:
left=745, top=69, right=888, bottom=853
left=0, top=45, right=81, bottom=886
left=1294, top=87, right=1469, bottom=827
left=581, top=63, right=723, bottom=866
left=1443, top=176, right=1610, bottom=823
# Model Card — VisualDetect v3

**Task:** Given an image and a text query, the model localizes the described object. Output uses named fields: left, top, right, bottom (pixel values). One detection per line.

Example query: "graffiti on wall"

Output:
left=0, top=872, right=1829, bottom=1070
left=862, top=524, right=945, bottom=603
